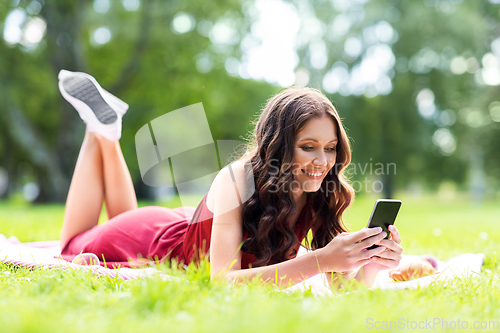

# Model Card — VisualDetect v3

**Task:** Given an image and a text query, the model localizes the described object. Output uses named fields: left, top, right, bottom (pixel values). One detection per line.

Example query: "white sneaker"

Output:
left=58, top=69, right=129, bottom=141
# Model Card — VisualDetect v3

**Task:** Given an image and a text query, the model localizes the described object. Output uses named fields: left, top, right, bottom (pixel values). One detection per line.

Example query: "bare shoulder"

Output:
left=209, top=160, right=253, bottom=276
left=206, top=160, right=254, bottom=215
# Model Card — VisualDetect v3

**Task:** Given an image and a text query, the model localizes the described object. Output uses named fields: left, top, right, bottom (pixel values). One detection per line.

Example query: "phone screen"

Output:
left=366, top=199, right=401, bottom=249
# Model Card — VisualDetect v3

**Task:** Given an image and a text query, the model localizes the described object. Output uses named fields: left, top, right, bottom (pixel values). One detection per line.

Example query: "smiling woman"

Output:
left=55, top=70, right=402, bottom=289
left=227, top=88, right=355, bottom=269
left=208, top=87, right=403, bottom=287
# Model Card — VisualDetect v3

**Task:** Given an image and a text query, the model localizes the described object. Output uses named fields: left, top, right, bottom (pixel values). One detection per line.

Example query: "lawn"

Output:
left=0, top=192, right=499, bottom=332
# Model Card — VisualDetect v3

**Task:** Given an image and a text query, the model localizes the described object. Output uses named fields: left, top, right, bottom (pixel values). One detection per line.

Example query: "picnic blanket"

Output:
left=0, top=236, right=484, bottom=296
left=286, top=247, right=485, bottom=296
left=0, top=236, right=178, bottom=281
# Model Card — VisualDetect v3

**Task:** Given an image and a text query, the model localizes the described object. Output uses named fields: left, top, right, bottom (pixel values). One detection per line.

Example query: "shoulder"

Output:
left=207, top=160, right=255, bottom=215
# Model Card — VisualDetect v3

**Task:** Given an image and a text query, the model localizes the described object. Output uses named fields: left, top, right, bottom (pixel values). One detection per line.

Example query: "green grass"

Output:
left=0, top=192, right=499, bottom=332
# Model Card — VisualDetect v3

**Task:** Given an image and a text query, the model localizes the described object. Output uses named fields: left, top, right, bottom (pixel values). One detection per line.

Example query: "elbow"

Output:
left=210, top=269, right=236, bottom=283
left=224, top=269, right=238, bottom=283
left=224, top=270, right=238, bottom=283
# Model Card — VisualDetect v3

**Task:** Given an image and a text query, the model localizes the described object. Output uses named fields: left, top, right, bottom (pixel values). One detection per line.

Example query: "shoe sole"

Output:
left=61, top=76, right=118, bottom=125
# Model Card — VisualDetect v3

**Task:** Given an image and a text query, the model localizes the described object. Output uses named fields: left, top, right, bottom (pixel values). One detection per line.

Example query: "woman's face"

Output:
left=291, top=115, right=338, bottom=194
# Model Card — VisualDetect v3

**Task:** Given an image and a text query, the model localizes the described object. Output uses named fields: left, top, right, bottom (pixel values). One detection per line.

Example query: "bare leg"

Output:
left=60, top=131, right=105, bottom=247
left=94, top=134, right=138, bottom=219
left=59, top=130, right=138, bottom=248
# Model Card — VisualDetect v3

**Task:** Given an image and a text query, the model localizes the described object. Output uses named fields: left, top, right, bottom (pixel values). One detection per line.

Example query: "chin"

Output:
left=303, top=185, right=322, bottom=193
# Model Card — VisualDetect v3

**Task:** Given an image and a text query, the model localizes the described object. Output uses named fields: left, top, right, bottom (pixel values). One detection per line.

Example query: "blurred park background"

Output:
left=1, top=0, right=500, bottom=205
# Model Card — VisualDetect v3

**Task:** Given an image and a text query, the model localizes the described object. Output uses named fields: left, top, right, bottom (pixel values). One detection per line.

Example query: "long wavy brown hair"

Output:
left=239, top=87, right=355, bottom=267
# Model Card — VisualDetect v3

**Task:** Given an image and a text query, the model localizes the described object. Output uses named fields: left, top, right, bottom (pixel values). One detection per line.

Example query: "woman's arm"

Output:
left=310, top=219, right=374, bottom=288
left=322, top=256, right=379, bottom=290
left=218, top=229, right=386, bottom=288
left=354, top=224, right=403, bottom=286
left=324, top=268, right=378, bottom=290
left=310, top=220, right=361, bottom=290
left=224, top=249, right=326, bottom=288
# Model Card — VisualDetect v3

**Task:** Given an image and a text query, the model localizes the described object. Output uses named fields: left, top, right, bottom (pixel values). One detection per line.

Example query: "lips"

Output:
left=301, top=169, right=325, bottom=178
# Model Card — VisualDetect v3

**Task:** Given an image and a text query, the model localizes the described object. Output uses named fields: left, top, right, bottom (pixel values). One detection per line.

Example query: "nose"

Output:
left=313, top=150, right=328, bottom=166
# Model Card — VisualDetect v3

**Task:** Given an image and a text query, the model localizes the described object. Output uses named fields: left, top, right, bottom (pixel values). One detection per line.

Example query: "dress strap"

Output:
left=189, top=193, right=209, bottom=225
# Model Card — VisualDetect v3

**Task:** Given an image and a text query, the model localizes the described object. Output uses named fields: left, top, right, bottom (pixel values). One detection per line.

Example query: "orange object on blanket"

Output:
left=389, top=256, right=437, bottom=282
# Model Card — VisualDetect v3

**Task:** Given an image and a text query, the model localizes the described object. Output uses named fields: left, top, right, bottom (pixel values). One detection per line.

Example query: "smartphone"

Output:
left=366, top=199, right=402, bottom=250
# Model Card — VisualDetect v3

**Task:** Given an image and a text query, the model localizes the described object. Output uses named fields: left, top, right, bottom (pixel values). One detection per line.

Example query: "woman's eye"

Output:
left=301, top=146, right=336, bottom=152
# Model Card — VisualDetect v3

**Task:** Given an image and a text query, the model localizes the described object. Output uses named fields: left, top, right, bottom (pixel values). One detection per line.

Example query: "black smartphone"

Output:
left=366, top=199, right=402, bottom=250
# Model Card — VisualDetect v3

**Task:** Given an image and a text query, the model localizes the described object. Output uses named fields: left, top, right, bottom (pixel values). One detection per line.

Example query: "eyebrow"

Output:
left=297, top=138, right=339, bottom=143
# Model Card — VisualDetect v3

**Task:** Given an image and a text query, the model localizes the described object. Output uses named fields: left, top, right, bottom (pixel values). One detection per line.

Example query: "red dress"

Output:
left=60, top=193, right=309, bottom=269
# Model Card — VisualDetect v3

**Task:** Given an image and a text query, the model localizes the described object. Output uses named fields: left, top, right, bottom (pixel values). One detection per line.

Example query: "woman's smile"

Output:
left=301, top=169, right=326, bottom=179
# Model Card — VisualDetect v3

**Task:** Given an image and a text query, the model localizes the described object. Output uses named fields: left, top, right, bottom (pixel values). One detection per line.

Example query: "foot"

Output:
left=58, top=69, right=129, bottom=141
left=72, top=253, right=101, bottom=266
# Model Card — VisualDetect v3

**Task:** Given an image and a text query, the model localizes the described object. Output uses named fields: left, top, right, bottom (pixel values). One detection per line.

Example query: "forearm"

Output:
left=324, top=266, right=378, bottom=290
left=325, top=270, right=358, bottom=290
left=354, top=265, right=378, bottom=287
left=224, top=249, right=325, bottom=289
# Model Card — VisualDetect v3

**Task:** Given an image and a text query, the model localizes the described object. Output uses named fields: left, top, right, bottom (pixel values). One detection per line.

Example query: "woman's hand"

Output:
left=318, top=227, right=388, bottom=273
left=362, top=225, right=403, bottom=272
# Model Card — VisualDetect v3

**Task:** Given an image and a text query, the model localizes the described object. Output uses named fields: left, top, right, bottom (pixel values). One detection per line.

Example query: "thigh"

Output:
left=61, top=206, right=192, bottom=261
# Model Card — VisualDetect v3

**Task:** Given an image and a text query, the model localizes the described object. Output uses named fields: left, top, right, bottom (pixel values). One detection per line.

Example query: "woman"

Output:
left=57, top=70, right=403, bottom=288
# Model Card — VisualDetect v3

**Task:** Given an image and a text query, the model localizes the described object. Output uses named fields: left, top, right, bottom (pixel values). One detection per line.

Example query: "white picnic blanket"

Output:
left=284, top=246, right=485, bottom=296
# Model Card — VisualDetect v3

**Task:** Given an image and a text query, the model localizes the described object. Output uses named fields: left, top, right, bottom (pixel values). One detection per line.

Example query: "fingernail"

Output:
left=381, top=232, right=387, bottom=237
left=376, top=227, right=383, bottom=232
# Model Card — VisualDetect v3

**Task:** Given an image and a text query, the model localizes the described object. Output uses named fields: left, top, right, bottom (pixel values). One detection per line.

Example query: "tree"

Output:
left=0, top=0, right=274, bottom=202
left=287, top=0, right=500, bottom=198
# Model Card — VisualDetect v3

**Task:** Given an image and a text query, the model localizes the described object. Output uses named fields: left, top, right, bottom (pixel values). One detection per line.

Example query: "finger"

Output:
left=351, top=227, right=384, bottom=243
left=352, top=258, right=372, bottom=269
left=354, top=231, right=387, bottom=251
left=373, top=249, right=400, bottom=261
left=354, top=246, right=386, bottom=261
left=359, top=232, right=388, bottom=250
left=378, top=239, right=403, bottom=254
left=371, top=256, right=399, bottom=269
left=388, top=225, right=401, bottom=244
